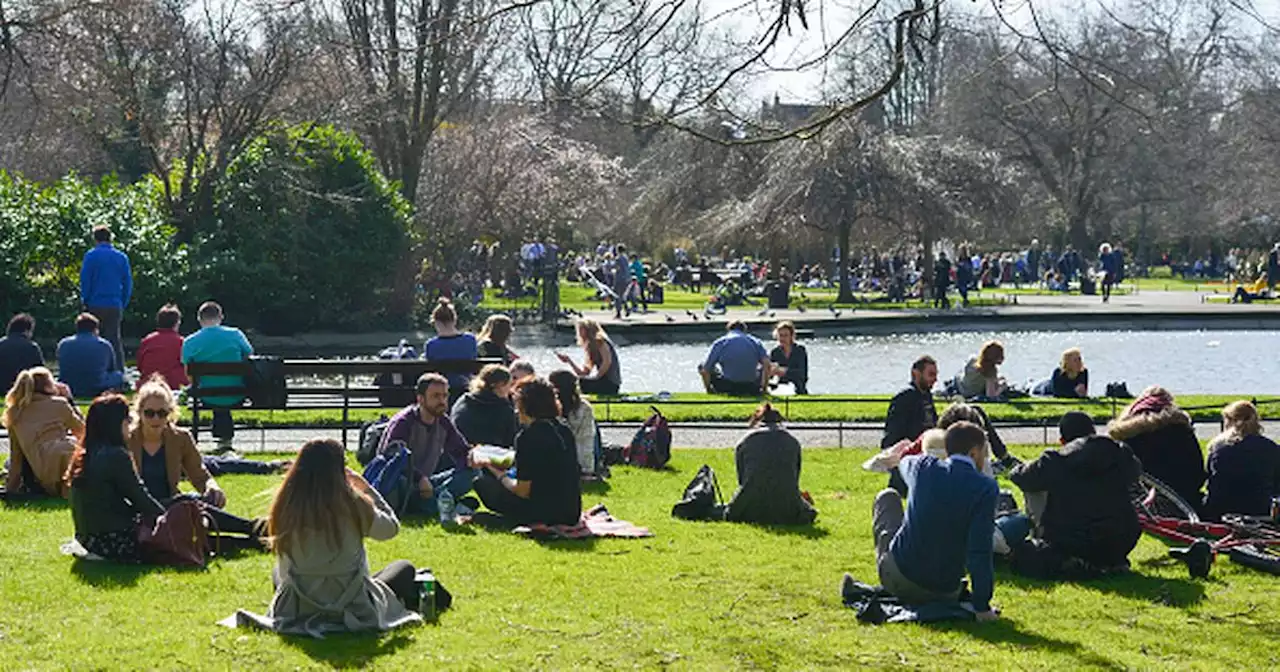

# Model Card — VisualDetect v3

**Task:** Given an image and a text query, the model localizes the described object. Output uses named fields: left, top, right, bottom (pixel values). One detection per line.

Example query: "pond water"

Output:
left=505, top=330, right=1271, bottom=396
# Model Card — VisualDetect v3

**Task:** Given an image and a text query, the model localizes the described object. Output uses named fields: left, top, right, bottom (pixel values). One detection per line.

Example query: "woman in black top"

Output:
left=476, top=314, right=519, bottom=365
left=1050, top=348, right=1089, bottom=398
left=1203, top=401, right=1280, bottom=521
left=473, top=377, right=582, bottom=525
left=67, top=394, right=164, bottom=562
left=768, top=321, right=809, bottom=394
left=556, top=318, right=621, bottom=395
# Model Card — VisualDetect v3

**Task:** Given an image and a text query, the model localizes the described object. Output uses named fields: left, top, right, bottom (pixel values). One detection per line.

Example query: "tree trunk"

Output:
left=1068, top=207, right=1090, bottom=257
left=919, top=224, right=935, bottom=295
left=837, top=219, right=854, bottom=303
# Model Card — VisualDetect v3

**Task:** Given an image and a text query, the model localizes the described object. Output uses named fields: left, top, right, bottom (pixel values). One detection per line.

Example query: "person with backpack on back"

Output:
left=378, top=373, right=478, bottom=524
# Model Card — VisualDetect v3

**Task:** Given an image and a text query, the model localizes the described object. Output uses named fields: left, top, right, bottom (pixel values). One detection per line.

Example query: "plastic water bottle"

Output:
left=438, top=488, right=457, bottom=526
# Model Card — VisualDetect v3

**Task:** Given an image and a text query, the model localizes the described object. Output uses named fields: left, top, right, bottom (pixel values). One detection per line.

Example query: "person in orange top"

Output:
left=135, top=304, right=189, bottom=390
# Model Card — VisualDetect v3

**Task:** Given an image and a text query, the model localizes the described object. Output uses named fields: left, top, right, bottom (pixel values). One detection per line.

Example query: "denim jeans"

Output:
left=412, top=466, right=479, bottom=516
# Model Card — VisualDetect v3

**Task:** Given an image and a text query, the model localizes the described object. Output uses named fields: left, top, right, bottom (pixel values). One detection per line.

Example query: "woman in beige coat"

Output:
left=3, top=367, right=83, bottom=497
left=221, top=438, right=422, bottom=638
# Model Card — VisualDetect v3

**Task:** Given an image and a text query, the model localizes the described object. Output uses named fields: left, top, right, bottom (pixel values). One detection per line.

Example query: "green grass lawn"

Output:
left=3, top=393, right=1270, bottom=430
left=1, top=446, right=1276, bottom=669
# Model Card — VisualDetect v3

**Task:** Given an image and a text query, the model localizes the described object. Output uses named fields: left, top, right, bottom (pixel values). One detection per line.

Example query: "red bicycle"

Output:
left=1133, top=473, right=1280, bottom=578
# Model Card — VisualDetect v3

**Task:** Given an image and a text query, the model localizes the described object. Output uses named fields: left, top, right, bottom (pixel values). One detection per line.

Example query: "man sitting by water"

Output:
left=855, top=422, right=999, bottom=621
left=1004, top=411, right=1141, bottom=577
left=882, top=356, right=939, bottom=450
left=698, top=320, right=769, bottom=396
left=56, top=313, right=125, bottom=398
left=379, top=373, right=478, bottom=524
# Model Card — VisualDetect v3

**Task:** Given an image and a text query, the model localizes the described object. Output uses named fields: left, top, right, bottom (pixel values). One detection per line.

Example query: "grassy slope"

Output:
left=0, top=447, right=1273, bottom=669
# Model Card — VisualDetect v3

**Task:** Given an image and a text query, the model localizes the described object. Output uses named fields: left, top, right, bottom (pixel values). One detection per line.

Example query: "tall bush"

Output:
left=0, top=172, right=185, bottom=338
left=194, top=125, right=412, bottom=334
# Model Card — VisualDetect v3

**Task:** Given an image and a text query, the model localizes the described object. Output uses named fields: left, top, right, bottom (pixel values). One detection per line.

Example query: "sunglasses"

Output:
left=141, top=408, right=171, bottom=419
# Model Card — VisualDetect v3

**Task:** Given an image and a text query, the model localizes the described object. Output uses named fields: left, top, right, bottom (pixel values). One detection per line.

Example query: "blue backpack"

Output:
left=362, top=444, right=413, bottom=513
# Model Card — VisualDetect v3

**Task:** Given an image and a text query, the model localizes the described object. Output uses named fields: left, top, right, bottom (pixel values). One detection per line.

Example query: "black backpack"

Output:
left=246, top=355, right=288, bottom=409
left=671, top=464, right=724, bottom=521
left=357, top=415, right=392, bottom=466
left=373, top=341, right=418, bottom=408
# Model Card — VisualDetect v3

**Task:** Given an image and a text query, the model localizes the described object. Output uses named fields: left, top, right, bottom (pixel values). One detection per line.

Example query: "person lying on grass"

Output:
left=721, top=404, right=816, bottom=525
left=222, top=438, right=423, bottom=637
left=856, top=422, right=1000, bottom=622
left=378, top=372, right=478, bottom=525
left=473, top=377, right=582, bottom=526
left=1002, top=411, right=1141, bottom=578
left=66, top=394, right=165, bottom=563
left=127, top=375, right=279, bottom=549
left=4, top=366, right=82, bottom=498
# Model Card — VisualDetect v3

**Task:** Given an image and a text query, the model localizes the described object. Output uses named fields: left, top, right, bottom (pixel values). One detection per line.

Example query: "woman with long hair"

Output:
left=423, top=298, right=478, bottom=400
left=955, top=340, right=1006, bottom=399
left=66, top=395, right=165, bottom=562
left=1049, top=348, right=1089, bottom=398
left=476, top=314, right=519, bottom=365
left=3, top=367, right=82, bottom=497
left=450, top=364, right=517, bottom=448
left=225, top=438, right=422, bottom=636
left=555, top=318, right=622, bottom=395
left=548, top=369, right=598, bottom=476
left=1203, top=401, right=1280, bottom=521
left=473, top=378, right=582, bottom=525
left=127, top=376, right=273, bottom=545
left=1108, top=386, right=1206, bottom=508
left=723, top=404, right=816, bottom=525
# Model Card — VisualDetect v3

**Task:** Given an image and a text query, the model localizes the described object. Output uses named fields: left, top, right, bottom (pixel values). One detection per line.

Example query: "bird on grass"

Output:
left=768, top=311, right=776, bottom=318
left=756, top=307, right=769, bottom=316
left=665, top=314, right=675, bottom=322
left=797, top=305, right=807, bottom=313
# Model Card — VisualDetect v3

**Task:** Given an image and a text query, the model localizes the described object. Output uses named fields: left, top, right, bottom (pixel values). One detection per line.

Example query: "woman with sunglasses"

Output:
left=126, top=375, right=271, bottom=545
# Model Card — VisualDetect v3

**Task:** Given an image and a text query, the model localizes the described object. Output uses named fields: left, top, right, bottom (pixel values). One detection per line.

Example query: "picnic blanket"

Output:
left=512, top=504, right=652, bottom=540
left=840, top=575, right=977, bottom=624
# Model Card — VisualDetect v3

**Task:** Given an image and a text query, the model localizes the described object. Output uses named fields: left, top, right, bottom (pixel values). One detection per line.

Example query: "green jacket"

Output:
left=70, top=444, right=165, bottom=536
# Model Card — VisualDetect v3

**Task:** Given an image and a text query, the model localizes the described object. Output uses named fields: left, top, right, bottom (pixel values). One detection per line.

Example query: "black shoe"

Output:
left=457, top=496, right=480, bottom=512
left=1170, top=540, right=1213, bottom=579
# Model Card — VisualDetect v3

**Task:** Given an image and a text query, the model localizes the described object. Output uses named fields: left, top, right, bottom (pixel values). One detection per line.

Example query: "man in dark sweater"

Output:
left=1006, top=412, right=1142, bottom=575
left=882, top=355, right=938, bottom=494
left=867, top=422, right=999, bottom=621
left=0, top=313, right=44, bottom=394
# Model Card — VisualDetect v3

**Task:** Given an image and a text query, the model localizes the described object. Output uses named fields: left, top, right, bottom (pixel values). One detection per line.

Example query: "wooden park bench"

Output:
left=186, top=358, right=500, bottom=447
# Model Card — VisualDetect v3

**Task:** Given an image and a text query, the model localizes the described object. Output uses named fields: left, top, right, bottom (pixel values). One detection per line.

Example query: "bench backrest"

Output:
left=186, top=358, right=502, bottom=400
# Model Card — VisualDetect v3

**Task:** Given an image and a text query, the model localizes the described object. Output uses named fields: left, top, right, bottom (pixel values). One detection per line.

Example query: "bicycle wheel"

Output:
left=1131, top=472, right=1200, bottom=523
left=1227, top=544, right=1280, bottom=575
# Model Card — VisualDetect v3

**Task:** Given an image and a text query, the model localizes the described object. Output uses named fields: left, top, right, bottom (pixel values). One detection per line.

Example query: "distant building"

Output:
left=759, top=93, right=885, bottom=132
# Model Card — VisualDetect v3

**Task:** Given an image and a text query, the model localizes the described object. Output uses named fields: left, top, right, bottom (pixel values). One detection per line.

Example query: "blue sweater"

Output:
left=891, top=454, right=998, bottom=611
left=57, top=331, right=117, bottom=397
left=80, top=243, right=133, bottom=309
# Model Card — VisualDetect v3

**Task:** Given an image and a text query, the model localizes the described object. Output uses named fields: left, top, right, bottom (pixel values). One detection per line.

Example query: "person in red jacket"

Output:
left=135, top=304, right=189, bottom=391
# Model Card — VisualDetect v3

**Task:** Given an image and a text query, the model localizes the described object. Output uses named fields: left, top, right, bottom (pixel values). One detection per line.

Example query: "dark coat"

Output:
left=1204, top=433, right=1280, bottom=521
left=1109, top=408, right=1206, bottom=509
left=449, top=390, right=518, bottom=448
left=725, top=426, right=816, bottom=525
left=0, top=332, right=44, bottom=395
left=1010, top=435, right=1142, bottom=565
left=882, top=385, right=937, bottom=449
left=69, top=444, right=165, bottom=536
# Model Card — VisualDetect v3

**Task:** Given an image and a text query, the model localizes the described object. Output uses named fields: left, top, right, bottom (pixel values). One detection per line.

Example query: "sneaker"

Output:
left=457, top=495, right=480, bottom=512
left=211, top=441, right=236, bottom=456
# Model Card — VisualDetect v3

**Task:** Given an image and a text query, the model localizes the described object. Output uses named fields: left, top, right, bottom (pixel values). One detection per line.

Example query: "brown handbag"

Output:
left=137, top=499, right=215, bottom=567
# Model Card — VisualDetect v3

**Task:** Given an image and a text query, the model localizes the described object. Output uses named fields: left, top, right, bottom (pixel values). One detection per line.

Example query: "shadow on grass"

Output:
left=1, top=495, right=69, bottom=512
left=581, top=479, right=612, bottom=495
left=69, top=559, right=156, bottom=589
left=931, top=619, right=1126, bottom=670
left=998, top=566, right=1207, bottom=607
left=282, top=631, right=416, bottom=669
left=753, top=523, right=829, bottom=539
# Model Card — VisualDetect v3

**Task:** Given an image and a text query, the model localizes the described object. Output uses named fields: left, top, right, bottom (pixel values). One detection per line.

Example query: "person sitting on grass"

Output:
left=882, top=355, right=939, bottom=451
left=379, top=373, right=477, bottom=524
left=135, top=303, right=188, bottom=391
left=423, top=298, right=478, bottom=404
left=57, top=312, right=125, bottom=398
left=3, top=367, right=82, bottom=497
left=549, top=369, right=602, bottom=478
left=473, top=377, right=582, bottom=526
left=127, top=376, right=276, bottom=548
left=1005, top=411, right=1141, bottom=577
left=849, top=422, right=999, bottom=621
left=223, top=438, right=423, bottom=637
left=510, top=360, right=536, bottom=386
left=698, top=320, right=769, bottom=396
left=883, top=402, right=1016, bottom=495
left=769, top=321, right=809, bottom=395
left=476, top=314, right=520, bottom=365
left=450, top=364, right=518, bottom=448
left=556, top=318, right=622, bottom=396
left=1202, top=401, right=1280, bottom=522
left=0, top=313, right=44, bottom=395
left=66, top=394, right=165, bottom=563
left=1049, top=348, right=1089, bottom=399
left=1108, top=386, right=1206, bottom=509
left=953, top=340, right=1007, bottom=400
left=723, top=404, right=816, bottom=525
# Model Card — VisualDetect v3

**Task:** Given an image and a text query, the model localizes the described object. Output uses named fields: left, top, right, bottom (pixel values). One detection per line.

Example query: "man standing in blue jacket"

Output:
left=79, top=226, right=132, bottom=373
left=863, top=421, right=1001, bottom=621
